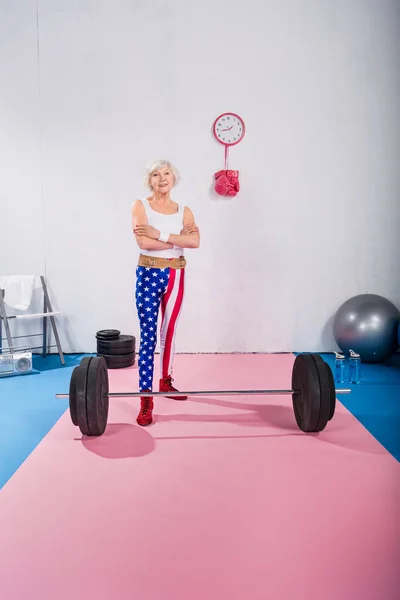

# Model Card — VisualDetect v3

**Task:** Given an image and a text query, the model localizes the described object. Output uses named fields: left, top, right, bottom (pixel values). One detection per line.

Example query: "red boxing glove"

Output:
left=225, top=170, right=240, bottom=196
left=214, top=170, right=240, bottom=197
left=214, top=170, right=231, bottom=196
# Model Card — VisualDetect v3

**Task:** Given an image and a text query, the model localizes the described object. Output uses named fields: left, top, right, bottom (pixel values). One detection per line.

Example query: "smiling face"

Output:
left=150, top=165, right=174, bottom=194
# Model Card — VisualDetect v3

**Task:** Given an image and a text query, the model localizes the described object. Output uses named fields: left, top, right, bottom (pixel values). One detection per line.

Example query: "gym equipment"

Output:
left=96, top=332, right=136, bottom=368
left=98, top=352, right=135, bottom=369
left=95, top=329, right=121, bottom=341
left=97, top=345, right=135, bottom=356
left=56, top=354, right=351, bottom=437
left=97, top=334, right=135, bottom=355
left=0, top=275, right=65, bottom=363
left=214, top=170, right=240, bottom=197
left=333, top=293, right=400, bottom=363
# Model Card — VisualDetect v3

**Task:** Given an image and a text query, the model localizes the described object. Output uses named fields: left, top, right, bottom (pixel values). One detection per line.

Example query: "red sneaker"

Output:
left=136, top=392, right=154, bottom=426
left=159, top=376, right=187, bottom=401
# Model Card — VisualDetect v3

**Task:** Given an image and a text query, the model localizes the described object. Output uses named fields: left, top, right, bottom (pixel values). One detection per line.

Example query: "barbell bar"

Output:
left=56, top=388, right=351, bottom=399
left=56, top=353, right=351, bottom=437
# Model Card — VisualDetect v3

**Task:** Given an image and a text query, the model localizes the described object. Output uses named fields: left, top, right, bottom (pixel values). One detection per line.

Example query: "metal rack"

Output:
left=0, top=275, right=65, bottom=365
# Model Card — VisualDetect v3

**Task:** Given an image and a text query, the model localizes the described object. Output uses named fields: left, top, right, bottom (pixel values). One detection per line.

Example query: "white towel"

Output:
left=0, top=275, right=39, bottom=311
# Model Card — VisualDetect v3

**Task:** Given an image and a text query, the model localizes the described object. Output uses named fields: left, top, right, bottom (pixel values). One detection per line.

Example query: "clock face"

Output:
left=213, top=113, right=245, bottom=146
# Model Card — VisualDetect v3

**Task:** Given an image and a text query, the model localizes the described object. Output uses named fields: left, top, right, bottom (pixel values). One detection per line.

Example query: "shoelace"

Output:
left=166, top=377, right=177, bottom=391
left=141, top=398, right=152, bottom=414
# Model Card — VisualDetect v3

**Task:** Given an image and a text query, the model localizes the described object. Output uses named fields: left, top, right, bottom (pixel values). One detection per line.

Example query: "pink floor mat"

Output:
left=0, top=354, right=399, bottom=600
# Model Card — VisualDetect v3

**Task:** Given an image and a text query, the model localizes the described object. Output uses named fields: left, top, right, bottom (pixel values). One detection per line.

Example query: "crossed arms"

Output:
left=131, top=200, right=200, bottom=251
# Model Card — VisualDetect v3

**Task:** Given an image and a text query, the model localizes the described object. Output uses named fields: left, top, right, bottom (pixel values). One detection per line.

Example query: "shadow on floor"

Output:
left=79, top=396, right=388, bottom=459
left=80, top=423, right=156, bottom=459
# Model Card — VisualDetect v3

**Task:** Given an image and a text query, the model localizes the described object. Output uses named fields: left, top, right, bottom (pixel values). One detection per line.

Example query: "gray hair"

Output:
left=144, top=159, right=180, bottom=190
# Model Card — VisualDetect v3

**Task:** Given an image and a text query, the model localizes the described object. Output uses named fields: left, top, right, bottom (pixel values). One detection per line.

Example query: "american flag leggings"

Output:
left=135, top=265, right=185, bottom=392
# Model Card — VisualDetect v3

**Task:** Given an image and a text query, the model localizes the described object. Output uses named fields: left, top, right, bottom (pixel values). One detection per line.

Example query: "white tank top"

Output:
left=138, top=197, right=185, bottom=259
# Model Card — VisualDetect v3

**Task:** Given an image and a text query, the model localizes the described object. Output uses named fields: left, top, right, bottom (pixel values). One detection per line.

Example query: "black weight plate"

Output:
left=100, top=352, right=136, bottom=369
left=69, top=366, right=79, bottom=426
left=309, top=354, right=331, bottom=432
left=97, top=338, right=135, bottom=354
left=76, top=357, right=92, bottom=436
left=97, top=334, right=135, bottom=346
left=96, top=335, right=136, bottom=353
left=95, top=329, right=121, bottom=340
left=97, top=351, right=135, bottom=363
left=86, top=356, right=109, bottom=436
left=97, top=345, right=135, bottom=356
left=325, top=362, right=336, bottom=421
left=292, top=353, right=321, bottom=432
left=103, top=359, right=135, bottom=370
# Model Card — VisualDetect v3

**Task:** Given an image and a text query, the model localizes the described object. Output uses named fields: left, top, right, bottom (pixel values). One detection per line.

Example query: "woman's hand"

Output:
left=180, top=223, right=199, bottom=235
left=134, top=225, right=160, bottom=240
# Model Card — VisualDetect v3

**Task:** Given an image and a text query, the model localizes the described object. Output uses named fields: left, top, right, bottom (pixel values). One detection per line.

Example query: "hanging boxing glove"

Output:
left=225, top=170, right=240, bottom=196
left=214, top=170, right=231, bottom=196
left=214, top=170, right=240, bottom=197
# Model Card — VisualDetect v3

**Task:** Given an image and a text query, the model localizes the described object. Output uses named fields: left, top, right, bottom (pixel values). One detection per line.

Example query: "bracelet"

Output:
left=158, top=231, right=170, bottom=243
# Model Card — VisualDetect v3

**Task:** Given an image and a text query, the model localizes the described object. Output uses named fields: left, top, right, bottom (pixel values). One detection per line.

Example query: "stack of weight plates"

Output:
left=96, top=329, right=136, bottom=369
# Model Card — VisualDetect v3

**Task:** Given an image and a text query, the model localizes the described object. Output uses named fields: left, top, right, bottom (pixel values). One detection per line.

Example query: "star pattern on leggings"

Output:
left=135, top=266, right=170, bottom=391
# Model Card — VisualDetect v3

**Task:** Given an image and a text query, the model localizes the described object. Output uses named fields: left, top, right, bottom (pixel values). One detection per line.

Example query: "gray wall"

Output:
left=1, top=0, right=399, bottom=353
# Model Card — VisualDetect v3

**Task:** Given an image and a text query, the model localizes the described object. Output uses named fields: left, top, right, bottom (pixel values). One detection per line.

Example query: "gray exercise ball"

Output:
left=333, top=293, right=400, bottom=363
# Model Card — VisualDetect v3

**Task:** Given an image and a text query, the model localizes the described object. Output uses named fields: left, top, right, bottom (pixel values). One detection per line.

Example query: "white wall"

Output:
left=1, top=0, right=399, bottom=354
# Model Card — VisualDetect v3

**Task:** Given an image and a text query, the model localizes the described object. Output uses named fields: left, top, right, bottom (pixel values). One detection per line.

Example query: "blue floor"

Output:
left=319, top=351, right=400, bottom=462
left=0, top=352, right=399, bottom=490
left=0, top=354, right=83, bottom=489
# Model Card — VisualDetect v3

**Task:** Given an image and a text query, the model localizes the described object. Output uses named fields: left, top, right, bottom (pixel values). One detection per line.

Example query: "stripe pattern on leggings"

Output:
left=160, top=267, right=185, bottom=379
left=135, top=266, right=185, bottom=392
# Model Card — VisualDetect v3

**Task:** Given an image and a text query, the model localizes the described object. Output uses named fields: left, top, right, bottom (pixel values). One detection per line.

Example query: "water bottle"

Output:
left=334, top=352, right=345, bottom=383
left=349, top=349, right=361, bottom=384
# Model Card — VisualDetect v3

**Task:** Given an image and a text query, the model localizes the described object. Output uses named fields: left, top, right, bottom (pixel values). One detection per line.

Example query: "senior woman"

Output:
left=132, top=160, right=200, bottom=426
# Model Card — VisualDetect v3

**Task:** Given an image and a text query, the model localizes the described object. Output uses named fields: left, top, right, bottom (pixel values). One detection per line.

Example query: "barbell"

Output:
left=55, top=353, right=351, bottom=436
